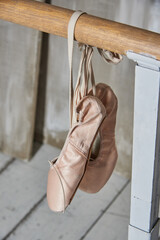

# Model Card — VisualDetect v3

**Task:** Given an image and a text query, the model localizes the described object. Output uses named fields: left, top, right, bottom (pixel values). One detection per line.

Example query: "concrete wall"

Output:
left=0, top=14, right=42, bottom=160
left=0, top=0, right=160, bottom=177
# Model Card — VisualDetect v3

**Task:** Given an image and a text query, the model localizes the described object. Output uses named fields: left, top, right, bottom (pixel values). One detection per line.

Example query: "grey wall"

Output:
left=0, top=0, right=160, bottom=177
left=0, top=19, right=42, bottom=160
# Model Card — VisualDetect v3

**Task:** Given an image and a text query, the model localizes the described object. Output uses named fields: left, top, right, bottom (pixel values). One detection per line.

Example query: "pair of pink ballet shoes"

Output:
left=47, top=83, right=118, bottom=212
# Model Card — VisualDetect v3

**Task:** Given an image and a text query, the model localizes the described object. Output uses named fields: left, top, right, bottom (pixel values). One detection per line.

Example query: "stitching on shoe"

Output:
left=69, top=140, right=88, bottom=159
left=77, top=95, right=105, bottom=116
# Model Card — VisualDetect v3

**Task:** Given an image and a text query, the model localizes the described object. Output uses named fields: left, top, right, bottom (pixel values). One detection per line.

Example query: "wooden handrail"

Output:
left=0, top=0, right=160, bottom=60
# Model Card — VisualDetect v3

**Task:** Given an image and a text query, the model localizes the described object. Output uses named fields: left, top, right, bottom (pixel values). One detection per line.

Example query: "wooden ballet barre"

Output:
left=0, top=0, right=160, bottom=60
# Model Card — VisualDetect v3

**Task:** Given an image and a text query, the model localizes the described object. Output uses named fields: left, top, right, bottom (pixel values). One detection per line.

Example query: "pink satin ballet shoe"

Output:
left=79, top=83, right=118, bottom=193
left=47, top=95, right=106, bottom=212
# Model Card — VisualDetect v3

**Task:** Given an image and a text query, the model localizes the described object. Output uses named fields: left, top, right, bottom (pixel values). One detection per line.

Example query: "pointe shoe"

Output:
left=79, top=83, right=118, bottom=193
left=47, top=95, right=106, bottom=212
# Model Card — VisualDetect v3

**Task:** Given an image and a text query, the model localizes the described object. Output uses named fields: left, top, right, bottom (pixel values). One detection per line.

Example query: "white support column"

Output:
left=127, top=52, right=160, bottom=240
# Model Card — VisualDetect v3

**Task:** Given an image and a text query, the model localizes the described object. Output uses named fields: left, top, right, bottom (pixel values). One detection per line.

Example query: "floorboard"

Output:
left=84, top=184, right=130, bottom=240
left=0, top=153, right=14, bottom=173
left=5, top=171, right=128, bottom=240
left=0, top=144, right=60, bottom=240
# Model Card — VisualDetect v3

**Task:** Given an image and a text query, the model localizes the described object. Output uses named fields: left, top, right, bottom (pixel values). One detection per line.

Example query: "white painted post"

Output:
left=127, top=52, right=160, bottom=240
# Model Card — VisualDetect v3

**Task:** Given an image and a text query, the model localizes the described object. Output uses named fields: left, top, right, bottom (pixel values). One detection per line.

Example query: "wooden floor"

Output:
left=0, top=143, right=130, bottom=240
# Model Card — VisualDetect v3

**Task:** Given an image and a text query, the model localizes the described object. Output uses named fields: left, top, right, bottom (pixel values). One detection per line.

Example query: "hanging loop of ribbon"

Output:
left=68, top=11, right=123, bottom=128
left=97, top=48, right=123, bottom=64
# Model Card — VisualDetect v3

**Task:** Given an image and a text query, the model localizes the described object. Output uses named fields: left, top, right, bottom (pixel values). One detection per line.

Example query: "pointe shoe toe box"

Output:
left=47, top=166, right=66, bottom=212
